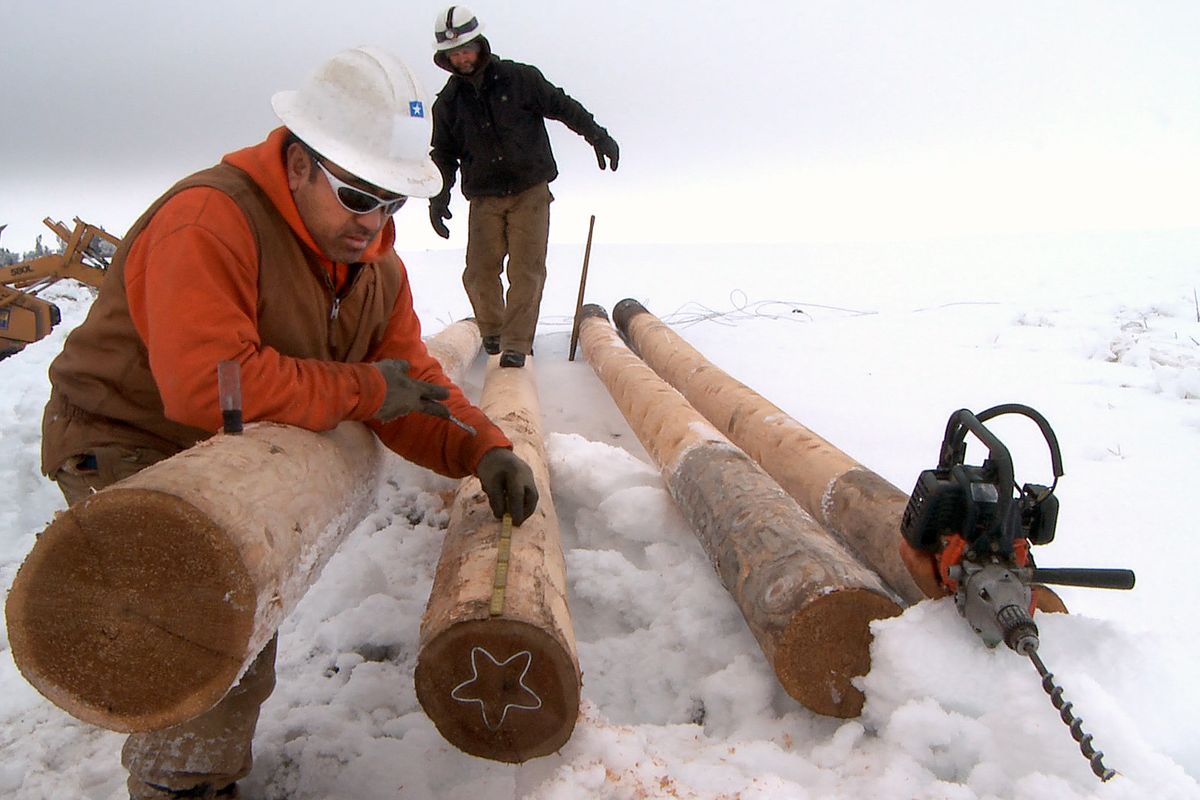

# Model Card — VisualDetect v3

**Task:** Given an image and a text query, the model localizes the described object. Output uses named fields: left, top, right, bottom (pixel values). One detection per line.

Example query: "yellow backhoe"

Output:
left=1, top=217, right=119, bottom=360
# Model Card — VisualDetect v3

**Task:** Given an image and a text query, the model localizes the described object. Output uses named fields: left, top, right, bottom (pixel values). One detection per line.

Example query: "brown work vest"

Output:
left=41, top=163, right=402, bottom=475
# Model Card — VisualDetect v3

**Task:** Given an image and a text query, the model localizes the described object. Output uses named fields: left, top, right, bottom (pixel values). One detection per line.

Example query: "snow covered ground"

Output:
left=2, top=230, right=1199, bottom=799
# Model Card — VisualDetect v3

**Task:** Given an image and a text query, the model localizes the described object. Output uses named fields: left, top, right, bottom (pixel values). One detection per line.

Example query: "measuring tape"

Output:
left=489, top=513, right=514, bottom=616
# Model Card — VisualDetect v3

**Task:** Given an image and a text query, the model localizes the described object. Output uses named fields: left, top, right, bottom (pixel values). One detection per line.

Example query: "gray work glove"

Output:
left=373, top=359, right=451, bottom=422
left=476, top=447, right=539, bottom=526
left=593, top=134, right=619, bottom=172
left=429, top=195, right=452, bottom=239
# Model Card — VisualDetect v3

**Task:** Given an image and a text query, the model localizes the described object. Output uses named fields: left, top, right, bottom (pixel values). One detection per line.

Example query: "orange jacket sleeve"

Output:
left=364, top=265, right=511, bottom=477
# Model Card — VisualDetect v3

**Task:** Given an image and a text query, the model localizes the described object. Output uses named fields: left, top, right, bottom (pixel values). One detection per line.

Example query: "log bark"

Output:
left=415, top=355, right=580, bottom=762
left=5, top=321, right=486, bottom=733
left=6, top=421, right=380, bottom=732
left=579, top=306, right=902, bottom=717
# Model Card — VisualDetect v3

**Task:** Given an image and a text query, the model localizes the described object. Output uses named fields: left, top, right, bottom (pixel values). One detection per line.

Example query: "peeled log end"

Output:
left=775, top=589, right=902, bottom=718
left=898, top=538, right=946, bottom=599
left=414, top=618, right=581, bottom=763
left=6, top=488, right=255, bottom=732
left=1034, top=586, right=1069, bottom=614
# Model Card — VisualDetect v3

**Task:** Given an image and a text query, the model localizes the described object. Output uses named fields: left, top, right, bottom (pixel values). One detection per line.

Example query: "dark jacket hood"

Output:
left=434, top=35, right=493, bottom=75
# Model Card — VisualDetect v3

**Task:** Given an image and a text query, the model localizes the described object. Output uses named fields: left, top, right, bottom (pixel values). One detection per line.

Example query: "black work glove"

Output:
left=373, top=359, right=451, bottom=422
left=593, top=134, right=619, bottom=172
left=429, top=196, right=452, bottom=239
left=475, top=447, right=539, bottom=526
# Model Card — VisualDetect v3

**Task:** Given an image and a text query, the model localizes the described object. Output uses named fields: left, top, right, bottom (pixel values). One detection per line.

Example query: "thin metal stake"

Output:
left=568, top=215, right=596, bottom=361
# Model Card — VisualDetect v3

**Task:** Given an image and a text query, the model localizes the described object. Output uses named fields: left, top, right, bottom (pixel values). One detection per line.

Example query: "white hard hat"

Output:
left=434, top=6, right=484, bottom=52
left=271, top=47, right=443, bottom=198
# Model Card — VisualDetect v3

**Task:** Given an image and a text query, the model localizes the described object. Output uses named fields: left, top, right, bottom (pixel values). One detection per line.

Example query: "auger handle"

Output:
left=1028, top=568, right=1136, bottom=590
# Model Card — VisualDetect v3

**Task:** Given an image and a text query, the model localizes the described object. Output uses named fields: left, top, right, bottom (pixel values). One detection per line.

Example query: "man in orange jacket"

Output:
left=40, top=47, right=538, bottom=800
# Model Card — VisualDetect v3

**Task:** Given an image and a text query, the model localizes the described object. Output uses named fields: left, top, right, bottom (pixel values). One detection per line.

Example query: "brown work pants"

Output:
left=52, top=446, right=277, bottom=800
left=464, top=182, right=552, bottom=354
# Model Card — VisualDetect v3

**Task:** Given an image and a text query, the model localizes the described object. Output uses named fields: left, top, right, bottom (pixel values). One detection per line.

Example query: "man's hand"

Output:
left=476, top=448, right=539, bottom=526
left=374, top=359, right=451, bottom=422
left=593, top=134, right=619, bottom=172
left=429, top=196, right=452, bottom=239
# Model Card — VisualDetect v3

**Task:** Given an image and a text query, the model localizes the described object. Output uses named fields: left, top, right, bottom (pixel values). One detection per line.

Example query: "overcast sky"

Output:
left=2, top=1, right=1198, bottom=249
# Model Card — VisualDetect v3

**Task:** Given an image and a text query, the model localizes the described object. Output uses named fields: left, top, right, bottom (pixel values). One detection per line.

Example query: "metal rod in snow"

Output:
left=568, top=215, right=597, bottom=362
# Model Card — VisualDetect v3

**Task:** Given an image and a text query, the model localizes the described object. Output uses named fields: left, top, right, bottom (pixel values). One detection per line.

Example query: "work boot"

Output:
left=482, top=335, right=500, bottom=355
left=498, top=350, right=526, bottom=368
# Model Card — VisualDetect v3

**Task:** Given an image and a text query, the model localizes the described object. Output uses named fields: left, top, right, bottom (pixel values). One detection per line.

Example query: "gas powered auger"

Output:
left=900, top=403, right=1136, bottom=782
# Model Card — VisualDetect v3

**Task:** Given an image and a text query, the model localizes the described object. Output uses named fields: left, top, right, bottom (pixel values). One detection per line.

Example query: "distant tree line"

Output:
left=0, top=231, right=67, bottom=266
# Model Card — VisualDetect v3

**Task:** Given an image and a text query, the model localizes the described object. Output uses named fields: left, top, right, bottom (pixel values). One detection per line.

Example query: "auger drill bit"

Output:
left=979, top=578, right=1118, bottom=786
left=1018, top=640, right=1117, bottom=782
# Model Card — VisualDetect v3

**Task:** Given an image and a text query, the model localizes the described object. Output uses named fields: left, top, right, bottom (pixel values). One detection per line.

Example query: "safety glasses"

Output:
left=313, top=158, right=407, bottom=216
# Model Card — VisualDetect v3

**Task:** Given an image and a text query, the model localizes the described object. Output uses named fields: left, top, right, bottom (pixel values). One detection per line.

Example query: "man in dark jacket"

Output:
left=428, top=6, right=619, bottom=368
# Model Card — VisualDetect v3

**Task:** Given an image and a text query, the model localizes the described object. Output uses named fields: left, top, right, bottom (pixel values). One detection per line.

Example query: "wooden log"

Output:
left=5, top=322, right=486, bottom=733
left=579, top=306, right=902, bottom=717
left=425, top=317, right=482, bottom=382
left=5, top=421, right=380, bottom=732
left=414, top=355, right=580, bottom=762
